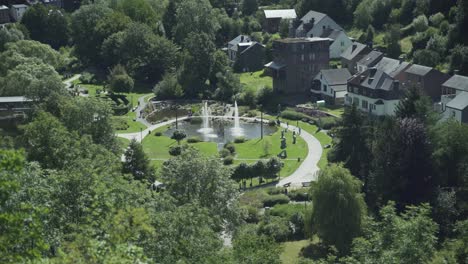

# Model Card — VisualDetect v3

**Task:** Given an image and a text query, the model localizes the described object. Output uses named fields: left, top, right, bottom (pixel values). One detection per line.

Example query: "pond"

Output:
left=164, top=119, right=277, bottom=145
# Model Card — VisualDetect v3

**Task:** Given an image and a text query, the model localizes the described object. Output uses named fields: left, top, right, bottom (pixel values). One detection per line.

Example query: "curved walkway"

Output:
left=117, top=116, right=322, bottom=187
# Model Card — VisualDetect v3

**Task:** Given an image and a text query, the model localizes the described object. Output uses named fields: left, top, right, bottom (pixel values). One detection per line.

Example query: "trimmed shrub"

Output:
left=263, top=194, right=290, bottom=207
left=268, top=120, right=276, bottom=126
left=190, top=116, right=203, bottom=124
left=168, top=146, right=182, bottom=156
left=112, top=118, right=129, bottom=131
left=223, top=155, right=234, bottom=165
left=317, top=117, right=340, bottom=130
left=224, top=143, right=236, bottom=154
left=154, top=132, right=162, bottom=136
left=234, top=137, right=246, bottom=143
left=246, top=110, right=257, bottom=117
left=242, top=205, right=260, bottom=223
left=258, top=215, right=291, bottom=242
left=219, top=148, right=231, bottom=158
left=280, top=110, right=309, bottom=120
left=287, top=189, right=310, bottom=202
left=266, top=187, right=284, bottom=195
left=187, top=136, right=202, bottom=143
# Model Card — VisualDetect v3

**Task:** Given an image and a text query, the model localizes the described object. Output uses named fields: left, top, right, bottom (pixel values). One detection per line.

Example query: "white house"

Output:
left=345, top=68, right=402, bottom=116
left=441, top=75, right=468, bottom=123
left=295, top=10, right=343, bottom=38
left=10, top=4, right=28, bottom=22
left=312, top=68, right=351, bottom=105
left=320, top=29, right=352, bottom=59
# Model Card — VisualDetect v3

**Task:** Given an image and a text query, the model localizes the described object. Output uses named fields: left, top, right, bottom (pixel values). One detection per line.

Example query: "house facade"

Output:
left=294, top=10, right=343, bottom=38
left=312, top=68, right=351, bottom=105
left=345, top=68, right=402, bottom=116
left=0, top=5, right=9, bottom=24
left=402, top=64, right=449, bottom=102
left=10, top=4, right=28, bottom=22
left=227, top=35, right=266, bottom=72
left=320, top=29, right=352, bottom=59
left=340, top=42, right=372, bottom=74
left=441, top=75, right=468, bottom=123
left=263, top=9, right=297, bottom=33
left=266, top=37, right=329, bottom=94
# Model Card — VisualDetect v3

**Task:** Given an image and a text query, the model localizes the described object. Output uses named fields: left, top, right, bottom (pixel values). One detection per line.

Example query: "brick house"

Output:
left=402, top=64, right=449, bottom=102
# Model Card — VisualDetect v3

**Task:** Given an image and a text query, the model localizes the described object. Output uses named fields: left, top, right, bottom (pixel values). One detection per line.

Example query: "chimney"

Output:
left=352, top=44, right=357, bottom=52
left=399, top=55, right=405, bottom=64
left=241, top=35, right=244, bottom=42
left=368, top=78, right=374, bottom=84
left=394, top=80, right=400, bottom=90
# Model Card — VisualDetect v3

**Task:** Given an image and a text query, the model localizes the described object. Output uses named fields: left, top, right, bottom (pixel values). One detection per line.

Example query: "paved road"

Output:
left=134, top=94, right=152, bottom=127
left=117, top=116, right=322, bottom=187
left=63, top=74, right=81, bottom=88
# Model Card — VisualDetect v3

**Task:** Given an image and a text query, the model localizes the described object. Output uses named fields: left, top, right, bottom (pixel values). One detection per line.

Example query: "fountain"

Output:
left=231, top=101, right=244, bottom=137
left=198, top=102, right=217, bottom=138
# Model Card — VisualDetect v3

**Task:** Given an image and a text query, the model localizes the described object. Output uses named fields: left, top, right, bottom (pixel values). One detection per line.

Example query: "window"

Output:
left=323, top=84, right=327, bottom=92
left=370, top=104, right=376, bottom=110
left=362, top=100, right=368, bottom=109
left=301, top=54, right=304, bottom=61
left=353, top=97, right=359, bottom=106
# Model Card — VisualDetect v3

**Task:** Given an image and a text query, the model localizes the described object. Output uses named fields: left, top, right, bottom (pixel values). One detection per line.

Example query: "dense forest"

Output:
left=1, top=0, right=468, bottom=263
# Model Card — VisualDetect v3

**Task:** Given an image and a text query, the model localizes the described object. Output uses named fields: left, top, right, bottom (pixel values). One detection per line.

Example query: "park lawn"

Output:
left=239, top=70, right=272, bottom=92
left=117, top=137, right=130, bottom=150
left=235, top=129, right=308, bottom=160
left=318, top=105, right=345, bottom=117
left=113, top=114, right=147, bottom=133
left=281, top=240, right=309, bottom=264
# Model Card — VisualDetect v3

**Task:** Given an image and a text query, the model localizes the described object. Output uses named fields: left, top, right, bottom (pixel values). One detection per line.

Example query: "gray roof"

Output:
left=0, top=96, right=32, bottom=103
left=240, top=42, right=265, bottom=55
left=317, top=68, right=351, bottom=86
left=228, top=35, right=252, bottom=46
left=299, top=10, right=327, bottom=24
left=405, top=64, right=433, bottom=76
left=351, top=69, right=396, bottom=91
left=446, top=91, right=468, bottom=110
left=264, top=9, right=297, bottom=19
left=341, top=42, right=368, bottom=61
left=443, top=75, right=468, bottom=91
left=375, top=57, right=410, bottom=78
left=358, top=51, right=384, bottom=67
left=320, top=29, right=343, bottom=40
left=265, top=61, right=286, bottom=70
left=0, top=5, right=8, bottom=10
left=12, top=4, right=28, bottom=8
left=276, top=37, right=329, bottom=43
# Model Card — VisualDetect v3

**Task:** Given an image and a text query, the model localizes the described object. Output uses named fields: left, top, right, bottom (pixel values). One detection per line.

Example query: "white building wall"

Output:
left=306, top=17, right=343, bottom=38
left=345, top=92, right=400, bottom=116
left=443, top=107, right=462, bottom=122
left=329, top=33, right=352, bottom=59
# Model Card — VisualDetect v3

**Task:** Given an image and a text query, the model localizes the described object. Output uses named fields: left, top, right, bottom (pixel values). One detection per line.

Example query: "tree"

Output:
left=171, top=130, right=187, bottom=145
left=449, top=45, right=468, bottom=75
left=384, top=24, right=402, bottom=59
left=0, top=26, right=24, bottom=52
left=153, top=72, right=184, bottom=99
left=241, top=0, right=258, bottom=16
left=328, top=104, right=370, bottom=180
left=365, top=25, right=375, bottom=44
left=162, top=0, right=177, bottom=39
left=108, top=64, right=134, bottom=93
left=349, top=202, right=438, bottom=264
left=354, top=0, right=373, bottom=29
left=395, top=85, right=436, bottom=123
left=233, top=226, right=282, bottom=264
left=265, top=157, right=282, bottom=181
left=209, top=50, right=230, bottom=89
left=20, top=4, right=48, bottom=43
left=279, top=19, right=290, bottom=38
left=369, top=118, right=435, bottom=210
left=160, top=147, right=239, bottom=227
left=123, top=139, right=153, bottom=182
left=115, top=0, right=157, bottom=25
left=308, top=164, right=366, bottom=254
left=214, top=70, right=242, bottom=101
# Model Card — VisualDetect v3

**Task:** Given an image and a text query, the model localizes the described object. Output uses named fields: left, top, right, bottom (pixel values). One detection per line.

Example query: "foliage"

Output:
left=123, top=139, right=153, bottom=182
left=233, top=225, right=282, bottom=264
left=171, top=129, right=187, bottom=145
left=153, top=72, right=184, bottom=99
left=449, top=45, right=468, bottom=75
left=108, top=64, right=134, bottom=93
left=263, top=194, right=291, bottom=207
left=308, top=164, right=366, bottom=254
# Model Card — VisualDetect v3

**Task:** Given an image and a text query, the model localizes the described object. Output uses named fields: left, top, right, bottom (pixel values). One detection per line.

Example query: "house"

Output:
left=42, top=0, right=64, bottom=8
left=320, top=28, right=352, bottom=59
left=0, top=5, right=10, bottom=24
left=0, top=96, right=33, bottom=121
left=356, top=50, right=384, bottom=73
left=10, top=4, right=28, bottom=22
left=312, top=68, right=351, bottom=105
left=345, top=68, right=402, bottom=116
left=374, top=57, right=411, bottom=82
left=341, top=42, right=372, bottom=74
left=263, top=9, right=297, bottom=33
left=227, top=35, right=265, bottom=72
left=402, top=64, right=449, bottom=102
left=294, top=10, right=343, bottom=38
left=441, top=75, right=468, bottom=123
left=265, top=37, right=329, bottom=94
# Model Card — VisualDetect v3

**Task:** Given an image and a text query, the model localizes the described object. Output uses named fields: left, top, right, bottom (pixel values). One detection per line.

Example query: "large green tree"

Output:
left=123, top=139, right=153, bottom=182
left=308, top=164, right=366, bottom=254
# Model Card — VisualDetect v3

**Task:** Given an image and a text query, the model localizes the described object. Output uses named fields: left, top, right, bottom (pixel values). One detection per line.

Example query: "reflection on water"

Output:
left=164, top=120, right=276, bottom=144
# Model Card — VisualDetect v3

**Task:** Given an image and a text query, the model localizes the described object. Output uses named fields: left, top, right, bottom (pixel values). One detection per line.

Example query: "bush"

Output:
left=280, top=110, right=309, bottom=121
left=219, top=148, right=231, bottom=158
left=317, top=117, right=340, bottom=130
left=263, top=194, right=290, bottom=207
left=224, top=143, right=236, bottom=154
left=246, top=110, right=257, bottom=117
left=154, top=132, right=162, bottom=136
left=258, top=215, right=291, bottom=242
left=153, top=72, right=184, bottom=99
left=190, top=116, right=203, bottom=124
left=266, top=187, right=284, bottom=195
left=79, top=72, right=96, bottom=84
left=270, top=203, right=306, bottom=218
left=187, top=136, right=202, bottom=143
left=223, top=155, right=234, bottom=165
left=287, top=189, right=310, bottom=202
left=234, top=137, right=246, bottom=143
left=112, top=118, right=129, bottom=130
left=268, top=120, right=276, bottom=126
left=242, top=205, right=260, bottom=223
left=168, top=146, right=182, bottom=156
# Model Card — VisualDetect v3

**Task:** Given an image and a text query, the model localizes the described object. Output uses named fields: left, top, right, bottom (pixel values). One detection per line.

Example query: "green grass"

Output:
left=280, top=240, right=309, bottom=264
left=239, top=70, right=272, bottom=92
left=113, top=115, right=147, bottom=133
left=400, top=36, right=413, bottom=54
left=318, top=105, right=345, bottom=117
left=117, top=137, right=130, bottom=150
